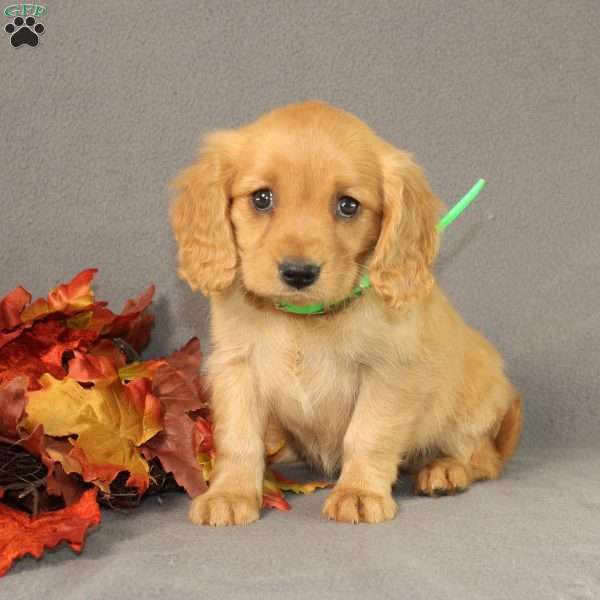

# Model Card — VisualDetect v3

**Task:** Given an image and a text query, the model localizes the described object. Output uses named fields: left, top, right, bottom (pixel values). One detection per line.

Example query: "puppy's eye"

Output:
left=336, top=196, right=360, bottom=218
left=251, top=189, right=274, bottom=213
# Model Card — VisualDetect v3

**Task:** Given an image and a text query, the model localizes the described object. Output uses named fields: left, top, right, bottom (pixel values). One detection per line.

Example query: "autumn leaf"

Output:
left=262, top=478, right=292, bottom=511
left=0, top=286, right=31, bottom=330
left=268, top=469, right=331, bottom=495
left=142, top=339, right=208, bottom=497
left=20, top=269, right=97, bottom=323
left=261, top=468, right=330, bottom=511
left=118, top=359, right=165, bottom=382
left=0, top=329, right=23, bottom=351
left=89, top=339, right=127, bottom=369
left=67, top=350, right=119, bottom=382
left=118, top=312, right=155, bottom=354
left=102, top=286, right=155, bottom=353
left=0, top=488, right=101, bottom=577
left=23, top=374, right=163, bottom=493
left=0, top=320, right=72, bottom=389
left=8, top=425, right=83, bottom=507
left=0, top=376, right=28, bottom=438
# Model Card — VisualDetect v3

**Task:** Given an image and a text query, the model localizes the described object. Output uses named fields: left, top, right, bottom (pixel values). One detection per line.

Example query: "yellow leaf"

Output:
left=265, top=467, right=331, bottom=495
left=66, top=311, right=92, bottom=330
left=23, top=374, right=163, bottom=491
left=118, top=359, right=165, bottom=382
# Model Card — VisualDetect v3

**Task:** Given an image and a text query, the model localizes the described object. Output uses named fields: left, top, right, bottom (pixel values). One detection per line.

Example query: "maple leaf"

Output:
left=118, top=359, right=165, bottom=382
left=261, top=468, right=331, bottom=511
left=262, top=477, right=292, bottom=511
left=66, top=350, right=119, bottom=382
left=0, top=319, right=78, bottom=390
left=268, top=469, right=331, bottom=495
left=142, top=339, right=208, bottom=497
left=23, top=374, right=163, bottom=493
left=20, top=269, right=97, bottom=323
left=0, top=286, right=31, bottom=330
left=102, top=286, right=155, bottom=353
left=6, top=425, right=83, bottom=507
left=0, top=332, right=61, bottom=391
left=0, top=329, right=23, bottom=352
left=89, top=339, right=127, bottom=369
left=0, top=376, right=28, bottom=438
left=0, top=488, right=101, bottom=577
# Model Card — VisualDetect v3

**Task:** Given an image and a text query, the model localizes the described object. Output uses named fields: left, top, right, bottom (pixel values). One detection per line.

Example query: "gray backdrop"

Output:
left=1, top=1, right=599, bottom=598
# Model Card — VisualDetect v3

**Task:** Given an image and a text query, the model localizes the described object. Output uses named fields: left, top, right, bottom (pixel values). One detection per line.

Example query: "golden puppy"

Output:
left=171, top=101, right=522, bottom=526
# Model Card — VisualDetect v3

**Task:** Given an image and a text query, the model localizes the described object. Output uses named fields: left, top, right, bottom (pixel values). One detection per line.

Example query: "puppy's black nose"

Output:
left=279, top=260, right=320, bottom=289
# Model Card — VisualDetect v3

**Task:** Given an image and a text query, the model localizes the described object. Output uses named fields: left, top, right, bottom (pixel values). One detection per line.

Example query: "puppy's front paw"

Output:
left=189, top=491, right=260, bottom=526
left=322, top=488, right=397, bottom=524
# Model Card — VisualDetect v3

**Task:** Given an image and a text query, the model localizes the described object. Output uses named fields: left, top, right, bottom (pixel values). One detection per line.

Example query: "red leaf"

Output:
left=0, top=286, right=31, bottom=330
left=0, top=319, right=74, bottom=389
left=0, top=330, right=24, bottom=351
left=142, top=339, right=208, bottom=497
left=119, top=312, right=155, bottom=354
left=0, top=376, right=28, bottom=437
left=15, top=426, right=81, bottom=504
left=0, top=333, right=66, bottom=390
left=195, top=416, right=213, bottom=453
left=102, top=286, right=155, bottom=353
left=0, top=488, right=101, bottom=577
left=68, top=446, right=124, bottom=492
left=89, top=339, right=126, bottom=369
left=152, top=338, right=205, bottom=412
left=262, top=483, right=292, bottom=512
left=120, top=286, right=155, bottom=318
left=42, top=439, right=85, bottom=504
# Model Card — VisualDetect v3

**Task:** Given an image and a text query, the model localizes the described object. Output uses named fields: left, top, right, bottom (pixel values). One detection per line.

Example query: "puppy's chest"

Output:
left=256, top=324, right=361, bottom=461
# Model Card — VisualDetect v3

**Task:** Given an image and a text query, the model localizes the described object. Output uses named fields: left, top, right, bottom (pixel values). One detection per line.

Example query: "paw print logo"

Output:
left=4, top=16, right=45, bottom=47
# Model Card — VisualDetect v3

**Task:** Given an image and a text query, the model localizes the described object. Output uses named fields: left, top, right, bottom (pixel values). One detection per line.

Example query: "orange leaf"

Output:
left=0, top=286, right=31, bottom=329
left=0, top=488, right=101, bottom=577
left=20, top=269, right=97, bottom=323
left=67, top=350, right=118, bottom=382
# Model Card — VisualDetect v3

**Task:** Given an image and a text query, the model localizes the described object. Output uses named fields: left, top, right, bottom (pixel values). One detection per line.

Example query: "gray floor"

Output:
left=1, top=1, right=599, bottom=598
left=3, top=449, right=600, bottom=599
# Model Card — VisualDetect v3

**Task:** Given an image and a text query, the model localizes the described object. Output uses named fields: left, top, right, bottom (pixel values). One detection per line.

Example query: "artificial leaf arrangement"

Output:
left=0, top=270, right=328, bottom=576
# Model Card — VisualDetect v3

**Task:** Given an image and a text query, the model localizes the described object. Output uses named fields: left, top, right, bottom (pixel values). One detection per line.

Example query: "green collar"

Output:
left=276, top=274, right=372, bottom=315
left=275, top=179, right=486, bottom=316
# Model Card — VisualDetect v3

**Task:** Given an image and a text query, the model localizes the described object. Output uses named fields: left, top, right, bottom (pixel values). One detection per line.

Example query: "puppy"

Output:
left=171, top=101, right=522, bottom=526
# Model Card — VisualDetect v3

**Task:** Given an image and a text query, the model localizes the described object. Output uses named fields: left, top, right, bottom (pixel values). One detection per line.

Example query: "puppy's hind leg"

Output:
left=414, top=439, right=501, bottom=496
left=414, top=394, right=522, bottom=497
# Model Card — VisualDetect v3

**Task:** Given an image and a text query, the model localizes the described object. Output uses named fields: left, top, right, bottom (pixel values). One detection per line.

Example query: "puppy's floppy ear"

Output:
left=170, top=130, right=242, bottom=296
left=369, top=146, right=444, bottom=308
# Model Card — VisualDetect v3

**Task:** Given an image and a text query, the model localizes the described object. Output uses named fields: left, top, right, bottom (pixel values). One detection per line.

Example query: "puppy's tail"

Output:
left=494, top=392, right=523, bottom=461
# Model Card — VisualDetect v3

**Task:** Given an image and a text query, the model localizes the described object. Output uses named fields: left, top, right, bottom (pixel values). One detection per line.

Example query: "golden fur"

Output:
left=170, top=101, right=522, bottom=526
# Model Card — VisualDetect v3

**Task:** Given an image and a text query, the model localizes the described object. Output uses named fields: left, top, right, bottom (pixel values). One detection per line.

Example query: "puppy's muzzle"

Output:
left=279, top=260, right=321, bottom=289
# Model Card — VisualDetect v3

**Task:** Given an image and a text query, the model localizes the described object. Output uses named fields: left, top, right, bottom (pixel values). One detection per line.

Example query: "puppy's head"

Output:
left=171, top=101, right=442, bottom=309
